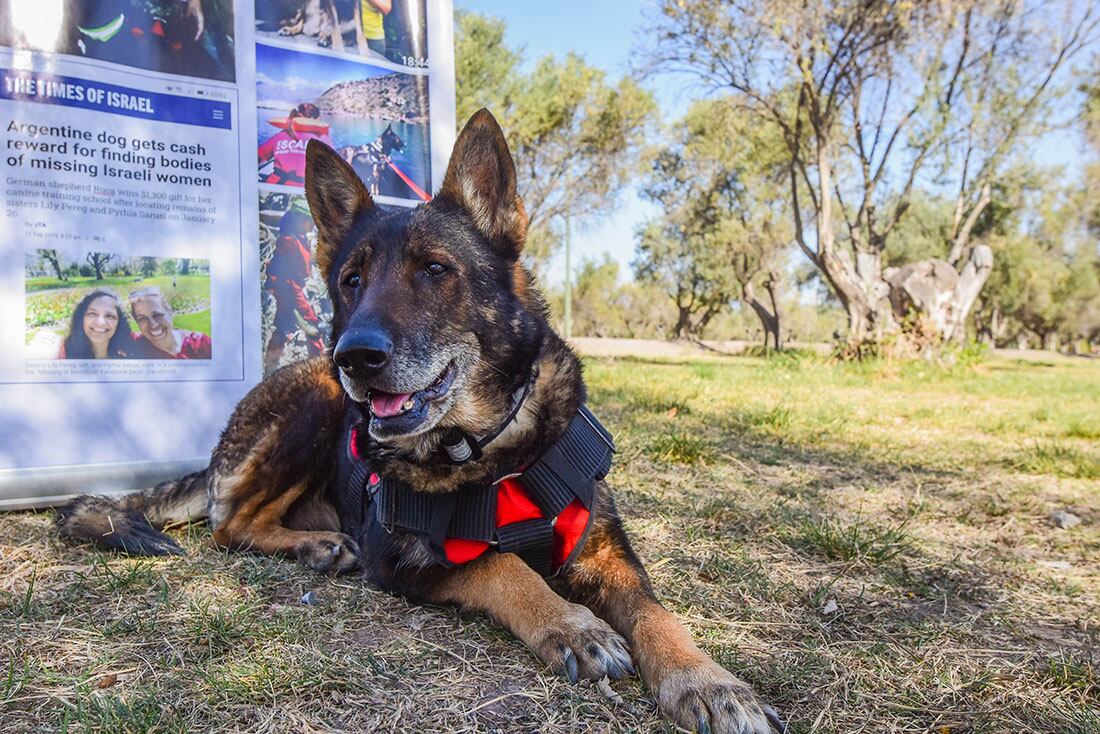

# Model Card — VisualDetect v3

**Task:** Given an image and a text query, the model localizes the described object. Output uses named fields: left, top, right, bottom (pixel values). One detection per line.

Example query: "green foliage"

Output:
left=882, top=193, right=954, bottom=267
left=548, top=255, right=677, bottom=338
left=454, top=11, right=655, bottom=268
left=945, top=341, right=990, bottom=369
left=634, top=97, right=791, bottom=338
left=139, top=256, right=158, bottom=278
left=640, top=0, right=1096, bottom=349
left=453, top=11, right=521, bottom=126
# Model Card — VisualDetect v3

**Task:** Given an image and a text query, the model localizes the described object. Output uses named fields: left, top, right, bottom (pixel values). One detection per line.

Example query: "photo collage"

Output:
left=255, top=0, right=432, bottom=376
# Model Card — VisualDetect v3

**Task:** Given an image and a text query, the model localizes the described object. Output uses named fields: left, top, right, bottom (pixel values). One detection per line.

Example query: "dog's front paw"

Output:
left=534, top=603, right=634, bottom=683
left=655, top=662, right=783, bottom=734
left=298, top=532, right=360, bottom=573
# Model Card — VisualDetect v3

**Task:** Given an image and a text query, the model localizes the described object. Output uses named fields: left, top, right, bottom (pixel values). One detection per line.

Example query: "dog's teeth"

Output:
left=402, top=399, right=414, bottom=411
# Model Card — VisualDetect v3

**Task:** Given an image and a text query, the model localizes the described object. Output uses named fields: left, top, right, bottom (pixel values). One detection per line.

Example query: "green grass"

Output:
left=26, top=275, right=141, bottom=293
left=792, top=513, right=914, bottom=565
left=171, top=309, right=212, bottom=337
left=1014, top=441, right=1100, bottom=480
left=26, top=274, right=210, bottom=296
left=1, top=350, right=1098, bottom=733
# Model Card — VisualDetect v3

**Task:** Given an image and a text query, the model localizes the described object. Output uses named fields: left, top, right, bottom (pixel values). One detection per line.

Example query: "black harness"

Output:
left=335, top=406, right=615, bottom=576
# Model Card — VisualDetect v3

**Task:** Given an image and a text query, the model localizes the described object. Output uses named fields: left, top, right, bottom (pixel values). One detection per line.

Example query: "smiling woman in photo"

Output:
left=59, top=289, right=135, bottom=359
left=128, top=287, right=212, bottom=359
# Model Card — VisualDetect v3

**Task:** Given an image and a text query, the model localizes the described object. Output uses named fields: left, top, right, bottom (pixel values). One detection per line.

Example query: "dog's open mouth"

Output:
left=367, top=362, right=456, bottom=435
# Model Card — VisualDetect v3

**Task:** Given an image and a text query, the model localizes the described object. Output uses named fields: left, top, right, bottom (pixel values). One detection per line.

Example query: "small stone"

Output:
left=822, top=598, right=839, bottom=615
left=300, top=590, right=319, bottom=605
left=1049, top=510, right=1081, bottom=530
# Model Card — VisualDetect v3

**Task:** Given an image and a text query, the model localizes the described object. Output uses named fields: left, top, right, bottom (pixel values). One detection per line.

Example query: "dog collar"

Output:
left=337, top=405, right=615, bottom=576
left=438, top=368, right=538, bottom=464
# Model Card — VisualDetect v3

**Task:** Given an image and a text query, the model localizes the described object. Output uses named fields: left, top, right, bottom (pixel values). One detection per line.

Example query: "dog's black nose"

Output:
left=333, top=327, right=392, bottom=373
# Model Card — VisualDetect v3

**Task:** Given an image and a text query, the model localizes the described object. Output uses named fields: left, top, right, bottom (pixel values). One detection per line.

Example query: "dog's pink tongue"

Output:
left=370, top=391, right=413, bottom=418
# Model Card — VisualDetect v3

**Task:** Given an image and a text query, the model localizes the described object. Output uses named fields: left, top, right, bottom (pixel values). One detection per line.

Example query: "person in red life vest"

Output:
left=258, top=103, right=333, bottom=187
left=128, top=287, right=212, bottom=359
left=59, top=290, right=136, bottom=359
left=265, top=199, right=325, bottom=371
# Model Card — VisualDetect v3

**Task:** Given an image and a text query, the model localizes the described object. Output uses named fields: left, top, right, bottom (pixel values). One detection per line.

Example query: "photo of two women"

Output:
left=24, top=251, right=213, bottom=361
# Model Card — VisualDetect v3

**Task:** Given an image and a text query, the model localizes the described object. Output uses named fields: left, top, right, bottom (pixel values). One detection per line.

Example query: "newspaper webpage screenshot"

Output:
left=0, top=0, right=455, bottom=505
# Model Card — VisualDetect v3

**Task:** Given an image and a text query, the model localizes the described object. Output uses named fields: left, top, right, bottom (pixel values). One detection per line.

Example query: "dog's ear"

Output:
left=437, top=108, right=527, bottom=258
left=304, top=140, right=373, bottom=282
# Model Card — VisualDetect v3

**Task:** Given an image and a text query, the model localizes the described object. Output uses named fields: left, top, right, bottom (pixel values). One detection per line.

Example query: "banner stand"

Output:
left=0, top=459, right=208, bottom=511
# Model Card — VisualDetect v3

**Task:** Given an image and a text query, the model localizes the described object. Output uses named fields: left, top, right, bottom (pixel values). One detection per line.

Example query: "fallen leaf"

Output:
left=94, top=673, right=117, bottom=689
left=597, top=676, right=623, bottom=704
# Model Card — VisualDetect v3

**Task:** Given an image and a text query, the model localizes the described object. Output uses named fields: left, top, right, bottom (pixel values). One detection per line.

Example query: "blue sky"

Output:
left=256, top=43, right=393, bottom=109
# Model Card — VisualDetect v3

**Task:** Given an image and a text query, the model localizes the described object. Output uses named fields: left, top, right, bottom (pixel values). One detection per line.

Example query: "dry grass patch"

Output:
left=2, top=352, right=1099, bottom=732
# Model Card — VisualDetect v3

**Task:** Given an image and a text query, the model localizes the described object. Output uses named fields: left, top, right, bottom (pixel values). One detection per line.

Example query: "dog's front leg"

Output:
left=425, top=552, right=634, bottom=682
left=562, top=513, right=783, bottom=734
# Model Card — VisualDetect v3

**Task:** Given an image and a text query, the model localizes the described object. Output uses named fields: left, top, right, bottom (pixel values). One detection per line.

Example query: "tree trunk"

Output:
left=87, top=253, right=110, bottom=280
left=764, top=270, right=783, bottom=350
left=40, top=250, right=66, bottom=281
left=947, top=184, right=992, bottom=267
left=674, top=306, right=693, bottom=339
left=885, top=245, right=994, bottom=344
left=743, top=281, right=780, bottom=350
left=944, top=245, right=994, bottom=342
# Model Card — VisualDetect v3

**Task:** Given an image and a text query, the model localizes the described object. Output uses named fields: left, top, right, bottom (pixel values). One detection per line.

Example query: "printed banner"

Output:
left=0, top=0, right=455, bottom=507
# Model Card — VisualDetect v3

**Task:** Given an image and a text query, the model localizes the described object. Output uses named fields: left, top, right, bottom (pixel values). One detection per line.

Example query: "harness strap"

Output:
left=441, top=370, right=537, bottom=465
left=496, top=518, right=554, bottom=576
left=381, top=481, right=496, bottom=542
left=520, top=406, right=613, bottom=516
left=336, top=419, right=376, bottom=538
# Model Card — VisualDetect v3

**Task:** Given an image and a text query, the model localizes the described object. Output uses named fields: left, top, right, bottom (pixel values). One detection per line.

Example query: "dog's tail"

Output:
left=55, top=469, right=210, bottom=556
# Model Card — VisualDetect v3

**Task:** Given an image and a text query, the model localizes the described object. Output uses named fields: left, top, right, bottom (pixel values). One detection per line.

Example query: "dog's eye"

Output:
left=343, top=273, right=361, bottom=289
left=424, top=262, right=446, bottom=277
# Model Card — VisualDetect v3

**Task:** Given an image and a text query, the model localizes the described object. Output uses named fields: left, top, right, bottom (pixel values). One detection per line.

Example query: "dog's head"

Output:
left=305, top=109, right=545, bottom=445
left=380, top=124, right=404, bottom=153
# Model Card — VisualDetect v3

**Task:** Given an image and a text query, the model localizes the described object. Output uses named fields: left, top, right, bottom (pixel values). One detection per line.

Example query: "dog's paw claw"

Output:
left=563, top=646, right=579, bottom=683
left=765, top=705, right=787, bottom=732
left=299, top=533, right=360, bottom=574
left=536, top=603, right=634, bottom=684
left=656, top=662, right=779, bottom=734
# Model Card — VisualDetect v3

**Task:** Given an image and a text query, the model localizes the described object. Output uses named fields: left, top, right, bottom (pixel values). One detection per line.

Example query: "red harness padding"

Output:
left=442, top=479, right=590, bottom=571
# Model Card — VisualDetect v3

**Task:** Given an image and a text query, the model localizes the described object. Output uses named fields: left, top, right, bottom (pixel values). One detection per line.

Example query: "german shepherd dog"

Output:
left=57, top=110, right=782, bottom=734
left=339, top=124, right=405, bottom=196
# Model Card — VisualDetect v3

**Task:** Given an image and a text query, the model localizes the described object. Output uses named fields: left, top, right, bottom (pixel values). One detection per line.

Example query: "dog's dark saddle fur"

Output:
left=336, top=404, right=615, bottom=576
